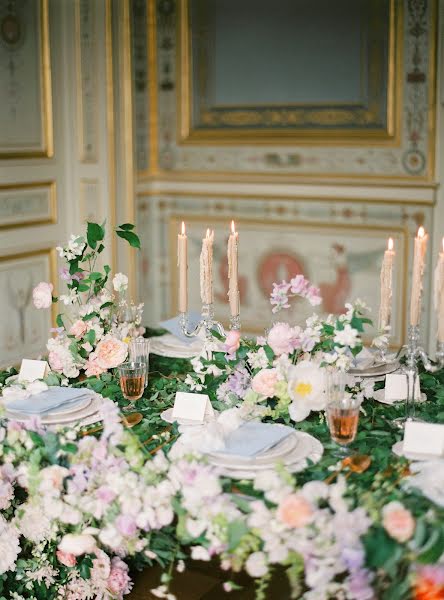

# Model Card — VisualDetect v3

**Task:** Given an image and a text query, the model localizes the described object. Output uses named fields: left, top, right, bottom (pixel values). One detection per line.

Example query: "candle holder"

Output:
left=372, top=325, right=396, bottom=365
left=393, top=326, right=444, bottom=428
left=180, top=304, right=240, bottom=340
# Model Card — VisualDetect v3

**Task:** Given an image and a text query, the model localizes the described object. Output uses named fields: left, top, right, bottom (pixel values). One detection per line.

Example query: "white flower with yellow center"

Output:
left=287, top=359, right=326, bottom=422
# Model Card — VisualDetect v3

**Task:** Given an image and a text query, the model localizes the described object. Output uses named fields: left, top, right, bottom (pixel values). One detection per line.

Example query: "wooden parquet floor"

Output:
left=129, top=560, right=292, bottom=599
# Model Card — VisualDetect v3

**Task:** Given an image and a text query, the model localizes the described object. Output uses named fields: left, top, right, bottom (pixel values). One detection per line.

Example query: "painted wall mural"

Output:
left=137, top=193, right=433, bottom=347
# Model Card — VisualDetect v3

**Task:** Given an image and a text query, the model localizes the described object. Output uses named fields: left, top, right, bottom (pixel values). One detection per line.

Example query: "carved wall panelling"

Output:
left=79, top=178, right=102, bottom=223
left=0, top=181, right=56, bottom=229
left=0, top=0, right=53, bottom=158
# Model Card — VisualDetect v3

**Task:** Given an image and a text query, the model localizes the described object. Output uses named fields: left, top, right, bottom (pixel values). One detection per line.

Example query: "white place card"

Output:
left=172, top=392, right=214, bottom=423
left=18, top=359, right=49, bottom=383
left=385, top=373, right=421, bottom=402
left=403, top=421, right=444, bottom=456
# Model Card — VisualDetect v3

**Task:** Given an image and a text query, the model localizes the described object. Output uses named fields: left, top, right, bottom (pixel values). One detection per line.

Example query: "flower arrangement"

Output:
left=33, top=222, right=142, bottom=381
left=186, top=275, right=374, bottom=422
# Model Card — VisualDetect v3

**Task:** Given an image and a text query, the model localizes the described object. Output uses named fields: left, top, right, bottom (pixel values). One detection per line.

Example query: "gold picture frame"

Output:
left=0, top=181, right=57, bottom=230
left=0, top=0, right=53, bottom=158
left=178, top=0, right=403, bottom=146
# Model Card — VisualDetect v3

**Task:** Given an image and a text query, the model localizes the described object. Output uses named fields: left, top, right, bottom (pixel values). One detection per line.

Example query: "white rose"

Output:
left=245, top=551, right=268, bottom=578
left=190, top=546, right=211, bottom=561
left=58, top=533, right=96, bottom=556
left=32, top=282, right=53, bottom=309
left=113, top=272, right=129, bottom=292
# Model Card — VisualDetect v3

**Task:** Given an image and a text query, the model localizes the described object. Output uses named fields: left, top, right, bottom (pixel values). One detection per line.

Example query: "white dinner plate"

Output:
left=373, top=388, right=427, bottom=405
left=207, top=433, right=299, bottom=467
left=392, top=440, right=443, bottom=462
left=210, top=431, right=323, bottom=479
left=5, top=393, right=102, bottom=425
left=149, top=334, right=203, bottom=359
left=348, top=360, right=400, bottom=378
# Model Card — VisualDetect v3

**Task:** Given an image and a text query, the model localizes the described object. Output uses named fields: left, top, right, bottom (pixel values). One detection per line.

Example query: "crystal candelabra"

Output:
left=395, top=325, right=444, bottom=427
left=179, top=304, right=240, bottom=340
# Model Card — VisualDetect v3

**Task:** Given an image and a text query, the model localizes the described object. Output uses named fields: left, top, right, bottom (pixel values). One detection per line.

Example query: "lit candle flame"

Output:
left=231, top=220, right=235, bottom=234
left=181, top=221, right=185, bottom=235
left=388, top=237, right=394, bottom=251
left=418, top=226, right=425, bottom=239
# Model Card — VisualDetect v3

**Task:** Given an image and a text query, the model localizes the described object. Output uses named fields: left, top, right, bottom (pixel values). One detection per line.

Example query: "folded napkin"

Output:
left=214, top=422, right=293, bottom=458
left=159, top=312, right=204, bottom=345
left=4, top=387, right=91, bottom=415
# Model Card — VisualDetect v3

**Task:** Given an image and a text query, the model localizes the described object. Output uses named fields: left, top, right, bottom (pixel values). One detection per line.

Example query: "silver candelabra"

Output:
left=395, top=325, right=444, bottom=426
left=179, top=303, right=240, bottom=340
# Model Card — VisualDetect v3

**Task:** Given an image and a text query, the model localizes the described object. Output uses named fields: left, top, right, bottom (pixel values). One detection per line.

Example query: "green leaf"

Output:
left=97, top=243, right=105, bottom=254
left=104, top=265, right=111, bottom=274
left=87, top=222, right=105, bottom=250
left=89, top=272, right=102, bottom=280
left=100, top=301, right=113, bottom=309
left=77, top=283, right=89, bottom=293
left=85, top=329, right=96, bottom=345
left=118, top=223, right=135, bottom=231
left=116, top=229, right=141, bottom=249
left=227, top=519, right=249, bottom=552
left=264, top=344, right=275, bottom=362
left=56, top=314, right=64, bottom=328
left=417, top=528, right=444, bottom=563
left=363, top=526, right=399, bottom=569
left=82, top=311, right=99, bottom=321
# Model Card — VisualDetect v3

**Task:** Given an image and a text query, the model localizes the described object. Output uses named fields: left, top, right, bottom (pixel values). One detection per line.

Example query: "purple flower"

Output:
left=60, top=267, right=71, bottom=281
left=289, top=274, right=308, bottom=295
left=96, top=486, right=116, bottom=504
left=346, top=569, right=374, bottom=600
left=227, top=366, right=251, bottom=399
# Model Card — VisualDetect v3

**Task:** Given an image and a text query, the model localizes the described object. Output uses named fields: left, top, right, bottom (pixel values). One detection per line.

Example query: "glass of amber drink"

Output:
left=326, top=370, right=360, bottom=456
left=118, top=362, right=146, bottom=412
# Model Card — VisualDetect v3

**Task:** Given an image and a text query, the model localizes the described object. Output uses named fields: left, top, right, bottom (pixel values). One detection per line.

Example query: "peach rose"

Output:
left=382, top=501, right=415, bottom=543
left=85, top=355, right=107, bottom=377
left=32, top=282, right=53, bottom=309
left=251, top=368, right=278, bottom=398
left=94, top=336, right=128, bottom=369
left=69, top=319, right=88, bottom=338
left=56, top=550, right=77, bottom=567
left=277, top=493, right=314, bottom=528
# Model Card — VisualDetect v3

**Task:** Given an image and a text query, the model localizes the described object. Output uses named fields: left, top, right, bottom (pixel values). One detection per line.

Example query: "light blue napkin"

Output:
left=159, top=311, right=202, bottom=345
left=215, top=422, right=293, bottom=457
left=5, top=387, right=90, bottom=415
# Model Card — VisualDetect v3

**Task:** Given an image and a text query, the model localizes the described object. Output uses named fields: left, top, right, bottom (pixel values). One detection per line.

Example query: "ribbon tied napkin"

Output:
left=3, top=386, right=92, bottom=415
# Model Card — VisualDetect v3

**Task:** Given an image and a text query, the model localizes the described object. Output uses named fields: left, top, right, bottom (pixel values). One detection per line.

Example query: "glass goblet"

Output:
left=129, top=338, right=150, bottom=388
left=118, top=361, right=146, bottom=412
left=326, top=395, right=361, bottom=457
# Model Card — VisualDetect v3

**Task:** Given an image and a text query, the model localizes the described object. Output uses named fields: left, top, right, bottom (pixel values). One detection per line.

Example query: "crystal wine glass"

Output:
left=326, top=369, right=361, bottom=456
left=129, top=338, right=150, bottom=387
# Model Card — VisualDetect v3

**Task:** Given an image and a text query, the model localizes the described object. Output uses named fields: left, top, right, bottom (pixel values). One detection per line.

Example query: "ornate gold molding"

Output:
left=178, top=0, right=402, bottom=146
left=0, top=181, right=57, bottom=230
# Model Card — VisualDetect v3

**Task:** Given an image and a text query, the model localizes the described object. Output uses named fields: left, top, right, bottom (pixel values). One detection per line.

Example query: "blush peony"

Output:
left=107, top=557, right=132, bottom=595
left=58, top=533, right=96, bottom=557
left=277, top=493, right=314, bottom=528
left=93, top=336, right=128, bottom=370
left=287, top=360, right=326, bottom=422
left=251, top=368, right=278, bottom=398
left=224, top=330, right=241, bottom=355
left=382, top=501, right=415, bottom=543
left=69, top=319, right=88, bottom=338
left=267, top=322, right=300, bottom=356
left=32, top=282, right=53, bottom=309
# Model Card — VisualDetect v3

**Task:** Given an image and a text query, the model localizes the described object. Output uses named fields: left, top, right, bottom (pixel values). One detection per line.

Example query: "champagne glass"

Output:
left=326, top=369, right=360, bottom=456
left=129, top=338, right=150, bottom=387
left=118, top=362, right=146, bottom=412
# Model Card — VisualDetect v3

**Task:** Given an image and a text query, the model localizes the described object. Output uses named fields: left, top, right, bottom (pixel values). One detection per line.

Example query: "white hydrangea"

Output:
left=247, top=347, right=269, bottom=370
left=0, top=516, right=20, bottom=574
left=112, top=272, right=129, bottom=292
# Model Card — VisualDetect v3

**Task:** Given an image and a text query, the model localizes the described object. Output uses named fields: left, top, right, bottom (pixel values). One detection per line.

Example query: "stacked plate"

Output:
left=207, top=427, right=323, bottom=479
left=149, top=334, right=204, bottom=359
left=348, top=358, right=400, bottom=378
left=2, top=387, right=102, bottom=426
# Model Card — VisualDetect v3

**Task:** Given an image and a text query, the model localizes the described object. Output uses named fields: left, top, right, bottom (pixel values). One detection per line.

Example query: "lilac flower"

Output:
left=289, top=274, right=308, bottom=295
left=346, top=568, right=374, bottom=600
left=116, top=515, right=137, bottom=537
left=270, top=276, right=322, bottom=313
left=227, top=366, right=251, bottom=399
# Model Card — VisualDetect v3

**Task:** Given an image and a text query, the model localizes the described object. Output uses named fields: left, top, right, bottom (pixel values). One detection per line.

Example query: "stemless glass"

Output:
left=326, top=369, right=360, bottom=456
left=129, top=338, right=150, bottom=388
left=118, top=362, right=146, bottom=412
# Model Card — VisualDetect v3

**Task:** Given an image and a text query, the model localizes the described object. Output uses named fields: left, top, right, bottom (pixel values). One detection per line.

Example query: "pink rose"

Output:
left=48, top=350, right=64, bottom=372
left=251, top=368, right=278, bottom=398
left=85, top=355, right=106, bottom=377
left=32, top=282, right=53, bottom=309
left=69, top=319, right=88, bottom=338
left=277, top=494, right=314, bottom=528
left=382, top=501, right=415, bottom=543
left=107, top=557, right=132, bottom=595
left=267, top=322, right=300, bottom=356
left=56, top=550, right=77, bottom=567
left=224, top=330, right=241, bottom=355
left=94, top=336, right=128, bottom=370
